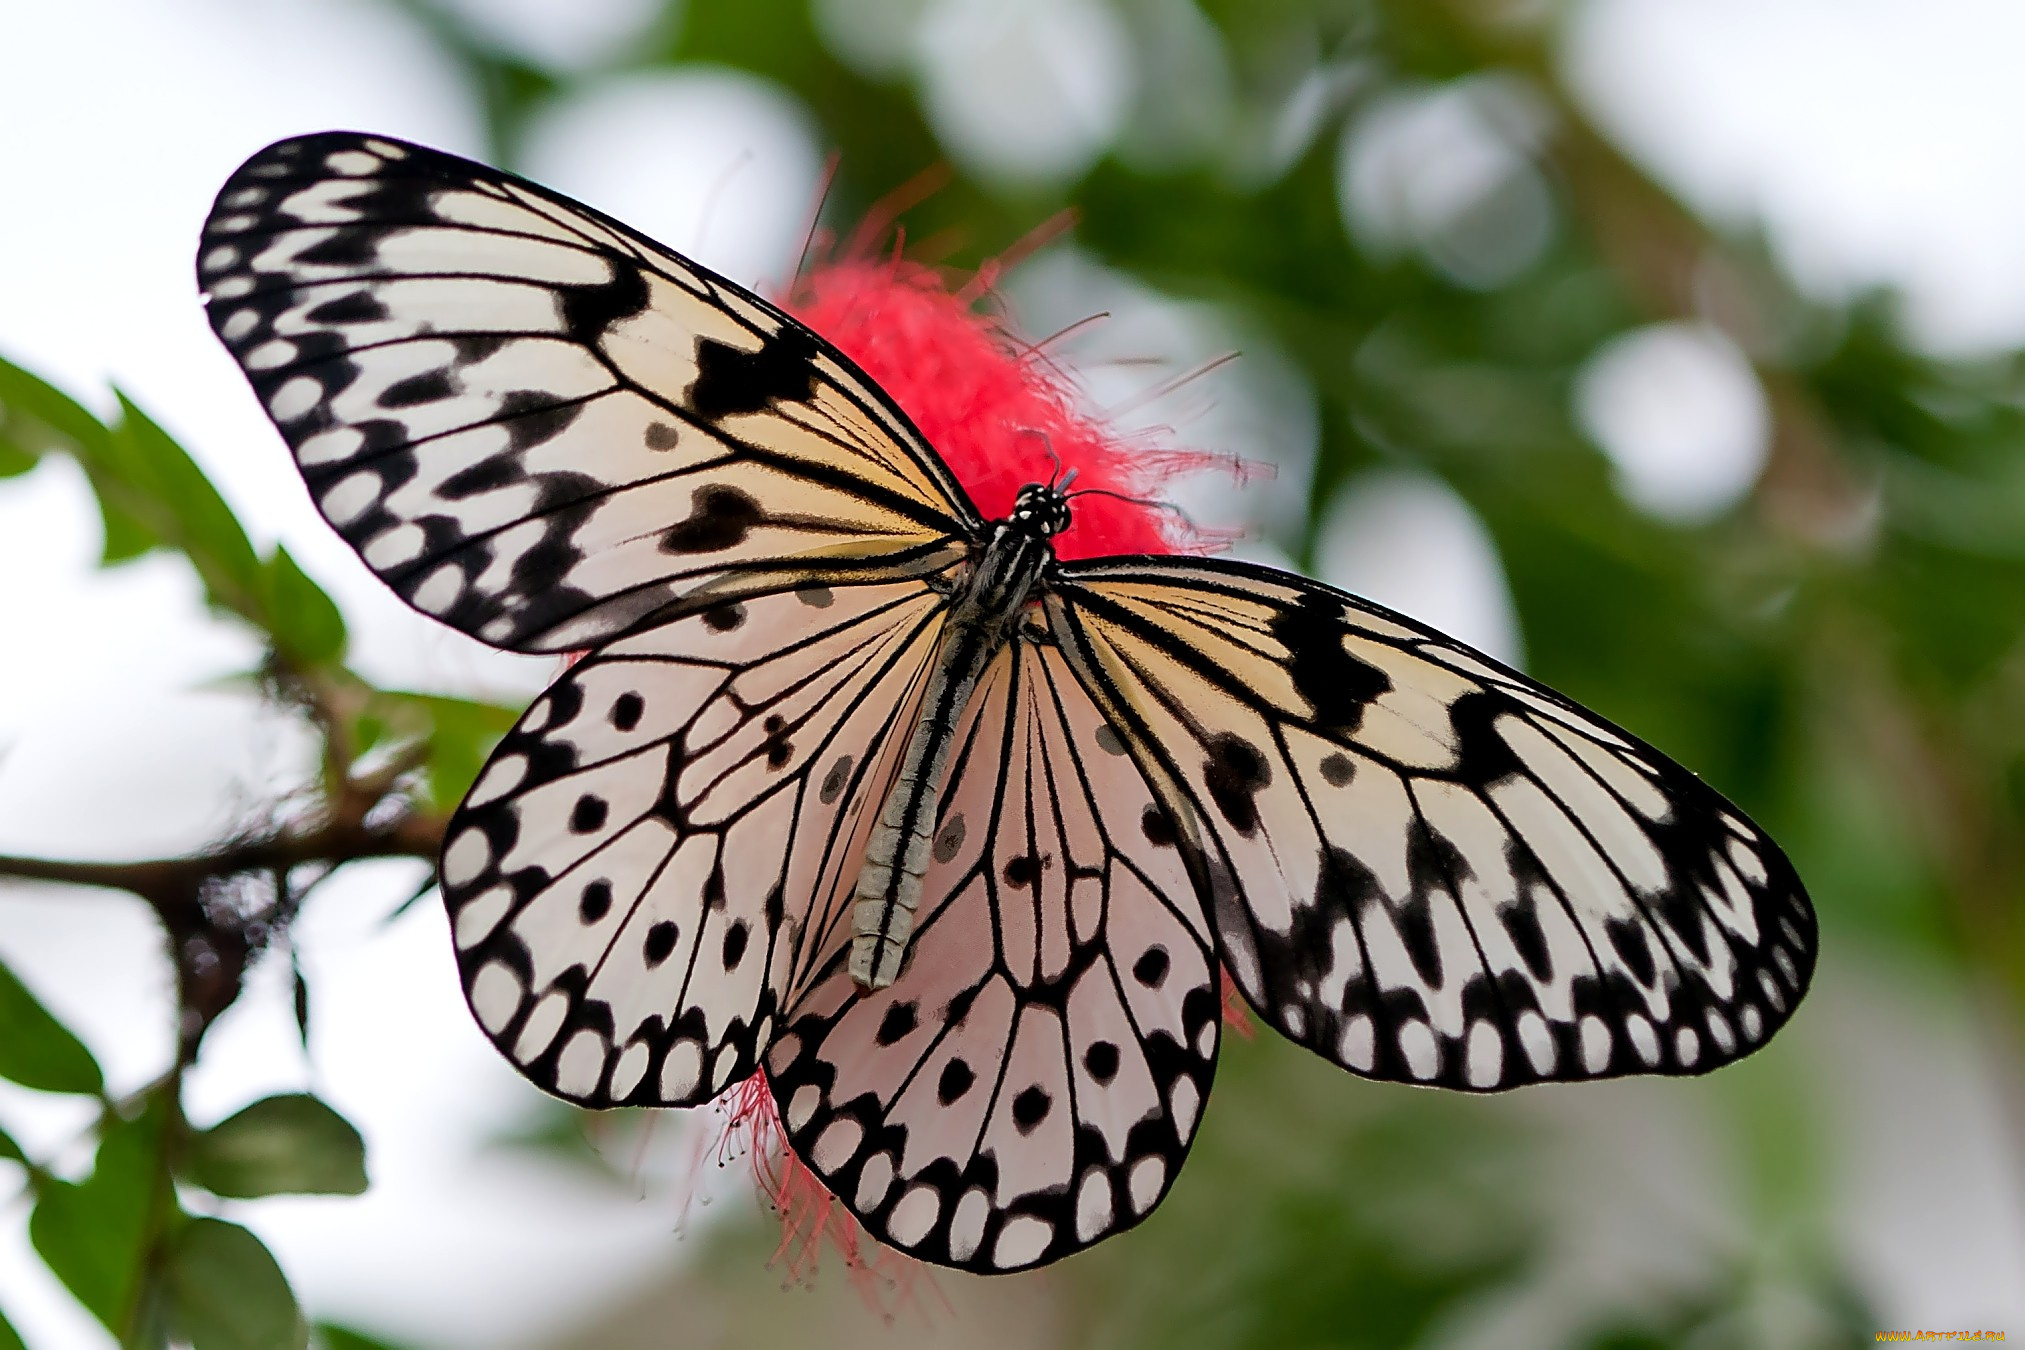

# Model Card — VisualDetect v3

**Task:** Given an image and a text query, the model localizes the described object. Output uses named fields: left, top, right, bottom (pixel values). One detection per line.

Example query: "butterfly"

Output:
left=200, top=132, right=1816, bottom=1273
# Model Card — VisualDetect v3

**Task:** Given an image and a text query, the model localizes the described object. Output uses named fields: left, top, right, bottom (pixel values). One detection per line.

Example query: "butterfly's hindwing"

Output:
left=443, top=578, right=948, bottom=1105
left=1049, top=556, right=1816, bottom=1093
left=200, top=132, right=979, bottom=653
left=766, top=631, right=1219, bottom=1272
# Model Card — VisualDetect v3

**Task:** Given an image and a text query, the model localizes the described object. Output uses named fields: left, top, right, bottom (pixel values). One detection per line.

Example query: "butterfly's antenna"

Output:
left=1016, top=426, right=1065, bottom=486
left=791, top=151, right=843, bottom=283
left=847, top=163, right=953, bottom=258
left=1067, top=485, right=1185, bottom=517
left=693, top=149, right=755, bottom=259
left=1103, top=350, right=1240, bottom=423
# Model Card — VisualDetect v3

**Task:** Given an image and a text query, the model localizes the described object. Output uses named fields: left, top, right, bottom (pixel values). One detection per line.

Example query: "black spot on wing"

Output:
left=439, top=454, right=524, bottom=499
left=643, top=921, right=679, bottom=967
left=937, top=1057, right=976, bottom=1104
left=702, top=601, right=747, bottom=632
left=1605, top=915, right=1657, bottom=987
left=1499, top=894, right=1553, bottom=982
left=662, top=484, right=764, bottom=555
left=875, top=1001, right=918, bottom=1046
left=1203, top=733, right=1270, bottom=835
left=570, top=794, right=608, bottom=833
left=380, top=368, right=454, bottom=409
left=688, top=329, right=820, bottom=419
left=722, top=919, right=750, bottom=971
left=1010, top=1085, right=1052, bottom=1134
left=761, top=714, right=793, bottom=769
left=1271, top=593, right=1391, bottom=730
left=498, top=393, right=585, bottom=454
left=304, top=290, right=387, bottom=325
left=559, top=261, right=650, bottom=338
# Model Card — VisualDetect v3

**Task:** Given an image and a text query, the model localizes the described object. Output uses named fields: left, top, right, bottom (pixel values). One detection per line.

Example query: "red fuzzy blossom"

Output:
left=694, top=240, right=1247, bottom=1296
left=782, top=255, right=1230, bottom=559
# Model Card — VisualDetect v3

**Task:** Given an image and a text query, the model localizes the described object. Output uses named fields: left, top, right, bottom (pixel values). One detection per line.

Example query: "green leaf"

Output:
left=364, top=690, right=520, bottom=812
left=0, top=954, right=104, bottom=1095
left=0, top=353, right=110, bottom=458
left=101, top=395, right=263, bottom=614
left=184, top=1094, right=367, bottom=1199
left=165, top=1218, right=309, bottom=1350
left=0, top=1304, right=26, bottom=1350
left=260, top=546, right=348, bottom=667
left=315, top=1323, right=416, bottom=1350
left=29, top=1101, right=169, bottom=1333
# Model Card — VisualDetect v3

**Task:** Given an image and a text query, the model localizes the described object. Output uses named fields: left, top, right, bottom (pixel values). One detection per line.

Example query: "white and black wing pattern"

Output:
left=441, top=578, right=948, bottom=1105
left=766, top=629, right=1220, bottom=1272
left=200, top=132, right=978, bottom=653
left=1048, top=557, right=1816, bottom=1093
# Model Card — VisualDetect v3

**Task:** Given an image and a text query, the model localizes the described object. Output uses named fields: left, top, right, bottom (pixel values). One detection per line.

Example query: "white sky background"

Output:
left=1, top=0, right=2023, bottom=1342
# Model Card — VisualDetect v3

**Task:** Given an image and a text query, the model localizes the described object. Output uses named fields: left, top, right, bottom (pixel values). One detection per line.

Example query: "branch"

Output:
left=0, top=814, right=444, bottom=906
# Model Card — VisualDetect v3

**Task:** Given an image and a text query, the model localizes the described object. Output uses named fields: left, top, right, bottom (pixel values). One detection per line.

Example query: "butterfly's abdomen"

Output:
left=849, top=525, right=1053, bottom=987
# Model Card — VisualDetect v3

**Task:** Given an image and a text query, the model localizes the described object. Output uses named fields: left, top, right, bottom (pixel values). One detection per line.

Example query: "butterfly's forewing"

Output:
left=1049, top=557, right=1816, bottom=1092
left=766, top=632, right=1219, bottom=1272
left=443, top=578, right=947, bottom=1105
left=199, top=133, right=978, bottom=653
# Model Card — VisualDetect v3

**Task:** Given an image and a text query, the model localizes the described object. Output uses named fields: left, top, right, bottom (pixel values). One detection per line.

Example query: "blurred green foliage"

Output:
left=5, top=0, right=2023, bottom=1344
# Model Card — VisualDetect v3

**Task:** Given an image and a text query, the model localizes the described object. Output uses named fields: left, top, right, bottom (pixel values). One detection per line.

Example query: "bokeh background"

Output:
left=3, top=0, right=2024, bottom=1345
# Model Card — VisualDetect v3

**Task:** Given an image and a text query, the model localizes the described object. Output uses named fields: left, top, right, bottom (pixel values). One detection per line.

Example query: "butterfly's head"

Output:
left=1009, top=482, right=1073, bottom=539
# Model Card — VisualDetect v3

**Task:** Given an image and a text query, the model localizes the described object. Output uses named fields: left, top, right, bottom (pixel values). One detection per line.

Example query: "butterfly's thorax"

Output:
left=848, top=489, right=1067, bottom=988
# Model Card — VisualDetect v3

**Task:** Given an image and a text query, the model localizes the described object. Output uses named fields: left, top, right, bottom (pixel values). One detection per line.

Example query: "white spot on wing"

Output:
left=659, top=1040, right=701, bottom=1100
left=452, top=886, right=512, bottom=950
left=514, top=990, right=569, bottom=1062
left=555, top=1030, right=606, bottom=1095
left=787, top=1083, right=821, bottom=1131
left=1127, top=1156, right=1164, bottom=1215
left=993, top=1215, right=1052, bottom=1269
left=1339, top=1015, right=1375, bottom=1071
left=886, top=1185, right=940, bottom=1247
left=856, top=1153, right=895, bottom=1212
left=1075, top=1169, right=1113, bottom=1241
left=1625, top=1013, right=1659, bottom=1066
left=442, top=828, right=490, bottom=886
left=268, top=376, right=322, bottom=422
left=1169, top=1077, right=1201, bottom=1139
left=812, top=1117, right=863, bottom=1172
left=1465, top=1020, right=1503, bottom=1087
left=466, top=754, right=529, bottom=809
left=469, top=961, right=522, bottom=1033
left=1579, top=1015, right=1612, bottom=1073
left=609, top=1041, right=650, bottom=1098
left=1398, top=1021, right=1439, bottom=1080
left=949, top=1189, right=990, bottom=1264
left=1516, top=1011, right=1555, bottom=1074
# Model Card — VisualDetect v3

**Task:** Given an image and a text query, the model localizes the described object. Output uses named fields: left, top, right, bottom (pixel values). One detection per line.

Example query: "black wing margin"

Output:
left=1047, top=556, right=1816, bottom=1093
